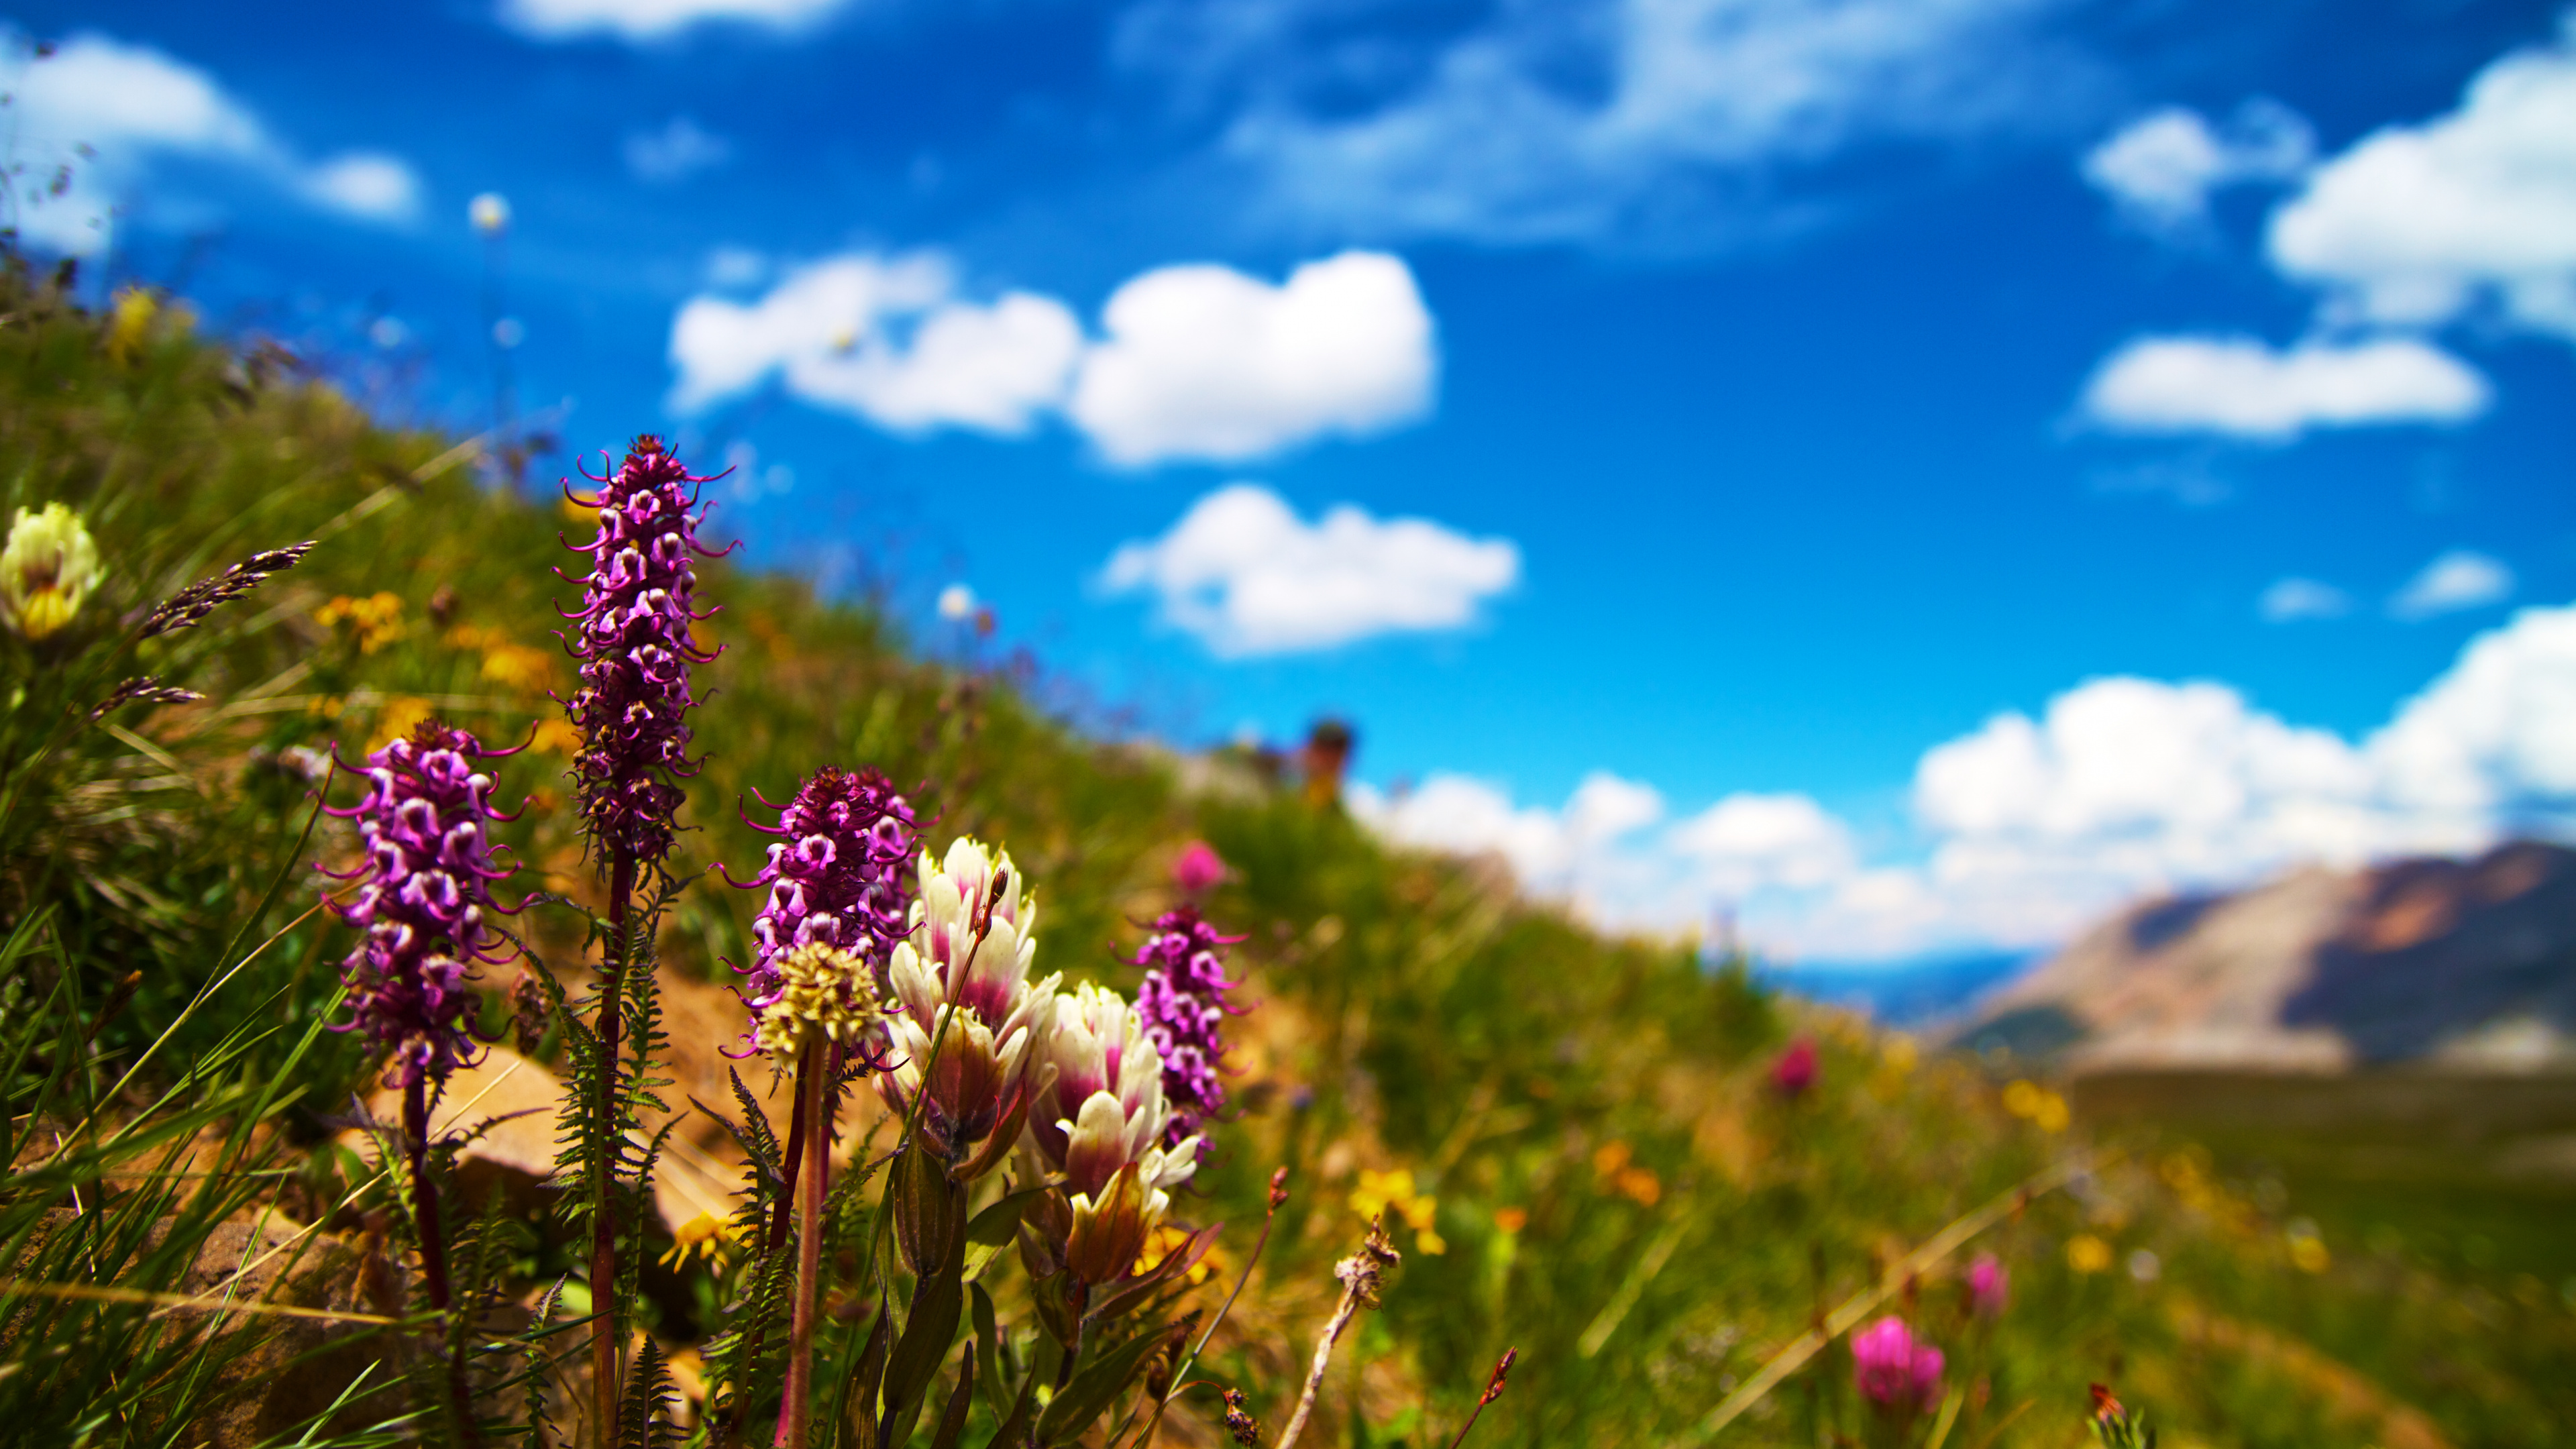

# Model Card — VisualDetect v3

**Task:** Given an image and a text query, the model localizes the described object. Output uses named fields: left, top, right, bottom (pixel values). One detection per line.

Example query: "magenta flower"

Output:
left=1131, top=904, right=1248, bottom=1154
left=323, top=721, right=519, bottom=1087
left=1171, top=840, right=1226, bottom=895
left=1966, top=1253, right=2010, bottom=1320
left=1851, top=1316, right=1943, bottom=1415
left=1771, top=1036, right=1819, bottom=1098
left=731, top=766, right=919, bottom=1052
left=563, top=435, right=723, bottom=869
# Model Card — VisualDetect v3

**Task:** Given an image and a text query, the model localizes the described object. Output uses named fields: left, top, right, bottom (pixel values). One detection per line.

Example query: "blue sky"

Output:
left=12, top=0, right=2576, bottom=961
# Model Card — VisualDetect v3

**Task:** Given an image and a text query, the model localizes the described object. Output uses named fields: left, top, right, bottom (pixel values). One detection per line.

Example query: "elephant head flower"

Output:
left=1131, top=906, right=1245, bottom=1155
left=562, top=435, right=724, bottom=870
left=731, top=765, right=917, bottom=1057
left=323, top=720, right=519, bottom=1087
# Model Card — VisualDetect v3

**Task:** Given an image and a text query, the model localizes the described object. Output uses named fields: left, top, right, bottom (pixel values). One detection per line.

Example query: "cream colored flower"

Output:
left=879, top=838, right=1059, bottom=1158
left=0, top=503, right=105, bottom=641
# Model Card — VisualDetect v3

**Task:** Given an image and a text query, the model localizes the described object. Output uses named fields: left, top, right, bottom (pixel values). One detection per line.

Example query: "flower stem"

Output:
left=591, top=844, right=635, bottom=1448
left=718, top=1072, right=810, bottom=1448
left=775, top=1038, right=832, bottom=1448
left=405, top=1077, right=481, bottom=1448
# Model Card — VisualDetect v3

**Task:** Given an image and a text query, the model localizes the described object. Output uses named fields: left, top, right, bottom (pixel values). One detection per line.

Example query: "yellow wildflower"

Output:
left=1351, top=1167, right=1444, bottom=1254
left=318, top=592, right=408, bottom=653
left=1134, top=1223, right=1226, bottom=1285
left=2066, top=1234, right=2113, bottom=1275
left=659, top=1212, right=740, bottom=1270
left=371, top=696, right=435, bottom=752
left=0, top=503, right=106, bottom=641
left=531, top=718, right=585, bottom=756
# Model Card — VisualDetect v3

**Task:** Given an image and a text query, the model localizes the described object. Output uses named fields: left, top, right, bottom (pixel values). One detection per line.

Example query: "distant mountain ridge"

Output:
left=1957, top=841, right=2576, bottom=1073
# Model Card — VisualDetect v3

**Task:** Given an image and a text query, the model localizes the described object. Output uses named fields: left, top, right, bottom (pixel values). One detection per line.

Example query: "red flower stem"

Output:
left=775, top=1040, right=831, bottom=1448
left=405, top=1077, right=482, bottom=1447
left=591, top=843, right=635, bottom=1447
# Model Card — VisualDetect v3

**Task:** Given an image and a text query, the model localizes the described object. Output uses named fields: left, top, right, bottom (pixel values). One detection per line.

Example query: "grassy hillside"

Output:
left=5, top=260, right=2573, bottom=1448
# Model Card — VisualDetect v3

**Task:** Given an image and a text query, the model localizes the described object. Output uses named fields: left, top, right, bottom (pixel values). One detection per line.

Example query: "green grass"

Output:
left=6, top=261, right=2575, bottom=1448
left=2075, top=1068, right=2576, bottom=1293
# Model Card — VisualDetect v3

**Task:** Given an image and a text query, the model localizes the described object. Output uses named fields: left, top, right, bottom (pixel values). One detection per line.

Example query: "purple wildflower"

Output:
left=1771, top=1036, right=1819, bottom=1099
left=1131, top=904, right=1248, bottom=1152
left=1851, top=1316, right=1943, bottom=1416
left=1966, top=1253, right=2010, bottom=1320
left=324, top=720, right=519, bottom=1087
left=731, top=766, right=918, bottom=1051
left=562, top=435, right=722, bottom=870
left=1171, top=840, right=1226, bottom=895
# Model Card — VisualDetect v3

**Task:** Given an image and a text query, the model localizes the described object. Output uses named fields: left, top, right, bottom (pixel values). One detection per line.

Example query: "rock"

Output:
left=162, top=1212, right=416, bottom=1449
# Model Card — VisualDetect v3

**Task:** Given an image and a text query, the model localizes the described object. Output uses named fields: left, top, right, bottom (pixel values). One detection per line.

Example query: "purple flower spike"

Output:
left=324, top=720, right=519, bottom=1087
left=1130, top=904, right=1248, bottom=1154
left=564, top=435, right=725, bottom=869
left=731, top=766, right=918, bottom=1052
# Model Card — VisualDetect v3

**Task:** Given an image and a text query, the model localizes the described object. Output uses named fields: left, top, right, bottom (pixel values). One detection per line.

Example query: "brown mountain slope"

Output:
left=1960, top=841, right=2576, bottom=1072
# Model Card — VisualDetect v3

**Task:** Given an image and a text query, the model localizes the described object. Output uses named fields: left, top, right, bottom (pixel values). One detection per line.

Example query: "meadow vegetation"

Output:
left=5, top=257, right=2573, bottom=1448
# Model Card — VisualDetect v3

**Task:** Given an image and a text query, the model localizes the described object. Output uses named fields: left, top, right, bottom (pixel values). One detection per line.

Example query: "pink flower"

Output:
left=1771, top=1036, right=1819, bottom=1098
left=1966, top=1253, right=2009, bottom=1320
left=1850, top=1316, right=1943, bottom=1415
left=1171, top=840, right=1226, bottom=895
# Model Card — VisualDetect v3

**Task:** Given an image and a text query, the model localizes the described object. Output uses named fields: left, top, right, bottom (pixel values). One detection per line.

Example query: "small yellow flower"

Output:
left=2066, top=1234, right=2113, bottom=1275
left=2288, top=1230, right=2330, bottom=1274
left=1880, top=1036, right=1919, bottom=1074
left=1134, top=1223, right=1227, bottom=1285
left=530, top=718, right=585, bottom=756
left=2002, top=1079, right=2072, bottom=1132
left=0, top=503, right=106, bottom=641
left=2032, top=1091, right=2070, bottom=1133
left=371, top=696, right=435, bottom=752
left=1351, top=1168, right=1444, bottom=1254
left=318, top=592, right=409, bottom=653
left=659, top=1212, right=740, bottom=1270
left=107, top=285, right=191, bottom=360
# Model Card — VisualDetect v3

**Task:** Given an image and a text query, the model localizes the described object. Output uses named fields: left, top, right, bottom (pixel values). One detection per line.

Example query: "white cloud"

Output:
left=2077, top=334, right=2489, bottom=440
left=1668, top=792, right=1856, bottom=896
left=2372, top=601, right=2576, bottom=819
left=1177, top=0, right=2093, bottom=249
left=2082, top=99, right=2313, bottom=232
left=2257, top=576, right=2352, bottom=623
left=2389, top=548, right=2514, bottom=622
left=665, top=252, right=1083, bottom=433
left=1068, top=252, right=1435, bottom=466
left=498, top=0, right=847, bottom=41
left=299, top=152, right=423, bottom=222
left=1356, top=601, right=2576, bottom=961
left=1100, top=482, right=1517, bottom=655
left=3, top=32, right=423, bottom=252
left=626, top=116, right=732, bottom=182
left=669, top=248, right=1439, bottom=461
left=2267, top=20, right=2576, bottom=339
